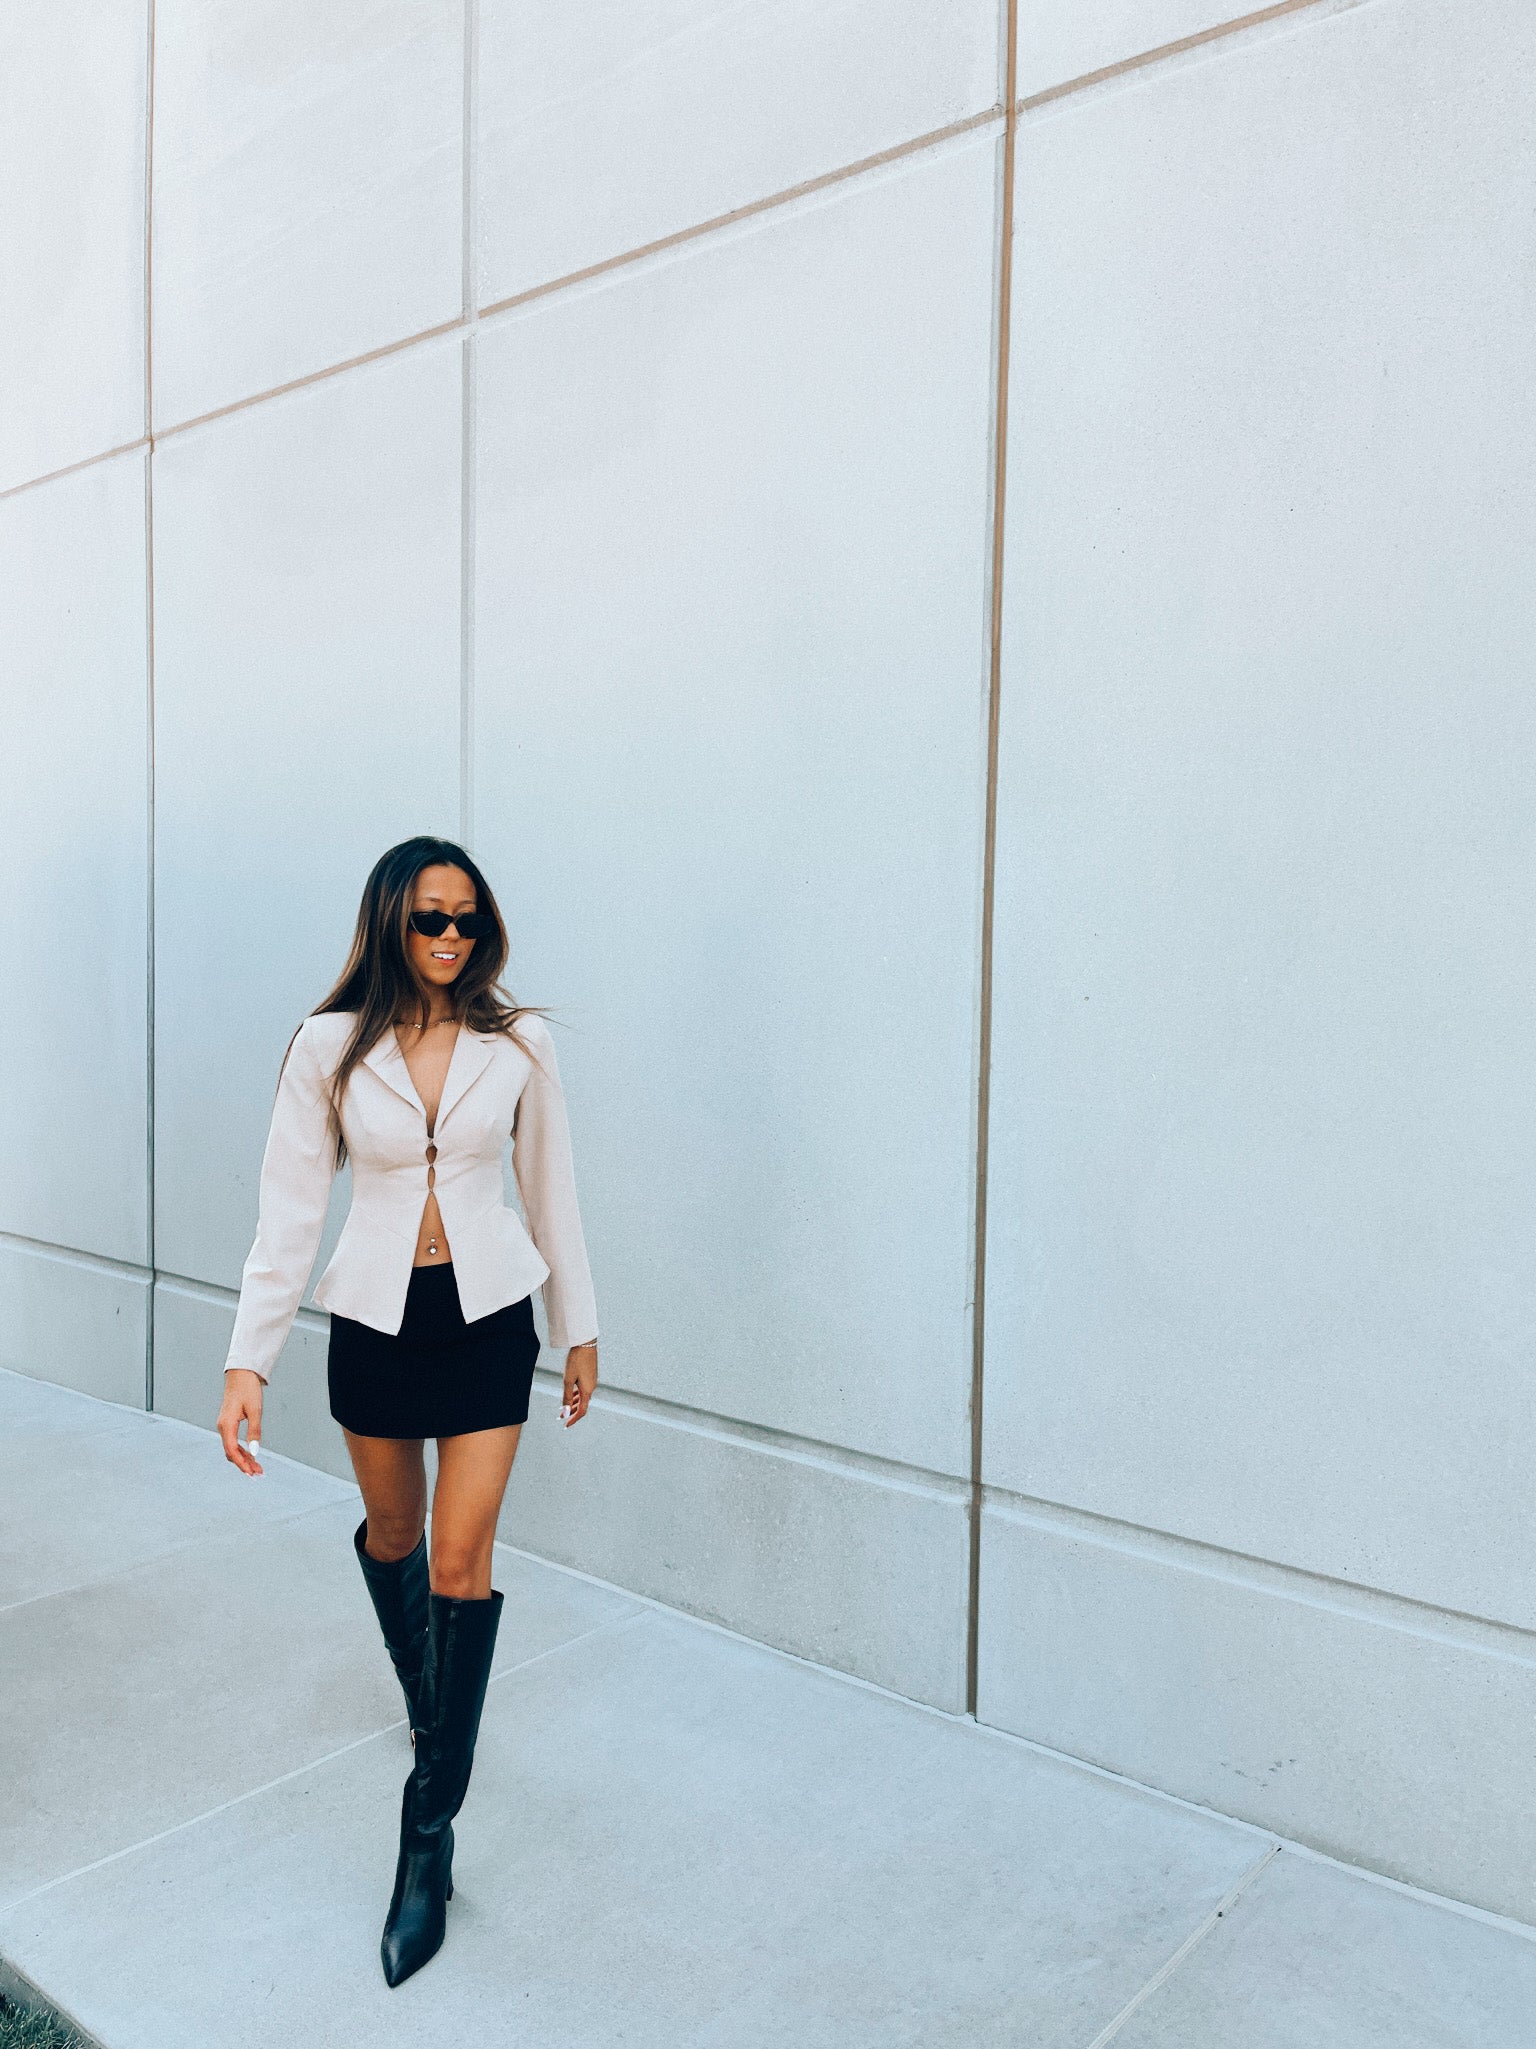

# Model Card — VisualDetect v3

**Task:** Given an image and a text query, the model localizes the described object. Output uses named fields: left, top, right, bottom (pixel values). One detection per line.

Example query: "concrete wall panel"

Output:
left=0, top=0, right=147, bottom=490
left=0, top=455, right=149, bottom=1264
left=152, top=342, right=463, bottom=1294
left=477, top=0, right=1001, bottom=303
left=473, top=137, right=999, bottom=1479
left=502, top=1382, right=971, bottom=1710
left=152, top=0, right=463, bottom=425
left=152, top=1281, right=348, bottom=1483
left=1018, top=1, right=1266, bottom=100
left=0, top=1242, right=148, bottom=1409
left=986, top=0, right=1536, bottom=1618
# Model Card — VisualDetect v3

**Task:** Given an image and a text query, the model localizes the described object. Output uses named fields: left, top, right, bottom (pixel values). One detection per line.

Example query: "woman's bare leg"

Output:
left=342, top=1428, right=429, bottom=1563
left=430, top=1425, right=522, bottom=1599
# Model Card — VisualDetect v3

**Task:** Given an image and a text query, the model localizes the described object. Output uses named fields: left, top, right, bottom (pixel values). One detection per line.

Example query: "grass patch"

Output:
left=0, top=1990, right=95, bottom=2049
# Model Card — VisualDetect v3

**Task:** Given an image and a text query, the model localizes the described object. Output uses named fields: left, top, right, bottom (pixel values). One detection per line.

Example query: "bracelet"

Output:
left=568, top=1339, right=598, bottom=1353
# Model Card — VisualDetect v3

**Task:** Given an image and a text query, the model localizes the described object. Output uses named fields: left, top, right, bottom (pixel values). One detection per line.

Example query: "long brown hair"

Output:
left=299, top=836, right=553, bottom=1164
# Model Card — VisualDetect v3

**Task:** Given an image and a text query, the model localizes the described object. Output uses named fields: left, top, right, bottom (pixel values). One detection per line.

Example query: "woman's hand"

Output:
left=218, top=1369, right=266, bottom=1474
left=561, top=1343, right=598, bottom=1427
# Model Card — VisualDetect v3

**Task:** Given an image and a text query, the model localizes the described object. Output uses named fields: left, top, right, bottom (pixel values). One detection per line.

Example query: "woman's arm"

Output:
left=512, top=1019, right=599, bottom=1354
left=222, top=1017, right=339, bottom=1388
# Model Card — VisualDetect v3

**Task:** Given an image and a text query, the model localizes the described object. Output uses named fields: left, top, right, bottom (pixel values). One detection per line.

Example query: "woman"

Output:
left=214, top=835, right=599, bottom=1988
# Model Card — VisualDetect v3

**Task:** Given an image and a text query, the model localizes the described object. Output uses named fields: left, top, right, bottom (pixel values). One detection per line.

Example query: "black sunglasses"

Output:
left=408, top=909, right=496, bottom=939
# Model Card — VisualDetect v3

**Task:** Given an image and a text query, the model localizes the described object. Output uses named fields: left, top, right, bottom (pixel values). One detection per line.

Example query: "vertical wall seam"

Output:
left=461, top=0, right=479, bottom=325
left=461, top=339, right=477, bottom=846
left=143, top=0, right=154, bottom=443
left=143, top=0, right=158, bottom=1411
left=967, top=0, right=1019, bottom=1718
left=459, top=0, right=479, bottom=844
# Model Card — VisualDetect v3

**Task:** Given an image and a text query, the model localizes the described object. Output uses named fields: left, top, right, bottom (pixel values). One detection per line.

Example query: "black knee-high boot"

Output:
left=352, top=1518, right=431, bottom=1747
left=380, top=1587, right=503, bottom=1988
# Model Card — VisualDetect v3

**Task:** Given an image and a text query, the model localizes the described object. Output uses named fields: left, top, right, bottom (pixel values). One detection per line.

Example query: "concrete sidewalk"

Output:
left=3, top=1366, right=1533, bottom=2048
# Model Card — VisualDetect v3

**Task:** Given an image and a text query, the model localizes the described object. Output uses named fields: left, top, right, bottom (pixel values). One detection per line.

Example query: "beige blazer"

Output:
left=223, top=1008, right=598, bottom=1384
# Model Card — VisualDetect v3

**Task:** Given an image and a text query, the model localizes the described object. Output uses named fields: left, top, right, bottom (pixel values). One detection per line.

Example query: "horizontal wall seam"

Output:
left=145, top=1266, right=967, bottom=1495
left=0, top=1232, right=151, bottom=1283
left=987, top=1486, right=1536, bottom=1664
left=1018, top=0, right=1369, bottom=114
left=0, top=438, right=149, bottom=504
left=151, top=315, right=466, bottom=445
left=155, top=1267, right=274, bottom=1304
left=537, top=1378, right=972, bottom=1502
left=155, top=1271, right=332, bottom=1339
left=0, top=1491, right=354, bottom=1621
left=476, top=104, right=1004, bottom=322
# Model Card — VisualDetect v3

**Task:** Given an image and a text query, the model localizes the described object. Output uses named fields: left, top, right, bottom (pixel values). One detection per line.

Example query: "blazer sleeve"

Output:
left=512, top=1019, right=599, bottom=1351
left=223, top=1018, right=339, bottom=1385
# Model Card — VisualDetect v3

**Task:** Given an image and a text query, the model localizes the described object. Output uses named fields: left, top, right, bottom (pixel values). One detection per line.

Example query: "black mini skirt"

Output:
left=327, top=1261, right=540, bottom=1440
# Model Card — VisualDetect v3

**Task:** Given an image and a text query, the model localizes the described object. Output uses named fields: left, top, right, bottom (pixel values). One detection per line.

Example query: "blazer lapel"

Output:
left=361, top=1029, right=427, bottom=1117
left=434, top=1028, right=496, bottom=1131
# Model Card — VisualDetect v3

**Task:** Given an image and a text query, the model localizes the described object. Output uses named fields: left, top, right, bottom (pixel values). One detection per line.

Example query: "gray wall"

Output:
left=3, top=0, right=1533, bottom=1924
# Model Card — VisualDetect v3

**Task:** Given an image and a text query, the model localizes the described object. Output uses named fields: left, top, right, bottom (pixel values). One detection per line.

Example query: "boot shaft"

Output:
left=409, top=1587, right=504, bottom=1833
left=352, top=1519, right=430, bottom=1653
left=352, top=1518, right=431, bottom=1736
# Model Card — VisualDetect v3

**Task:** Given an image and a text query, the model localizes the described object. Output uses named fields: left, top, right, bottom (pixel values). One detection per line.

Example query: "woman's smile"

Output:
left=405, top=868, right=480, bottom=986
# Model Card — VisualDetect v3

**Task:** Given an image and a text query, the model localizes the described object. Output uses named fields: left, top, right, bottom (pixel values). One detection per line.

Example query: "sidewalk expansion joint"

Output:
left=0, top=1606, right=653, bottom=1922
left=1082, top=1843, right=1281, bottom=2046
left=0, top=1491, right=357, bottom=1620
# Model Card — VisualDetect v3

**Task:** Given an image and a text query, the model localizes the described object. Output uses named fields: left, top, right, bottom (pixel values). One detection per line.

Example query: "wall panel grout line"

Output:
left=144, top=463, right=156, bottom=1413
left=150, top=319, right=468, bottom=448
left=1017, top=0, right=1344, bottom=112
left=461, top=341, right=477, bottom=846
left=143, top=0, right=158, bottom=1412
left=0, top=438, right=152, bottom=505
left=461, top=0, right=479, bottom=323
left=965, top=0, right=1018, bottom=1721
left=985, top=1488, right=1536, bottom=1660
left=477, top=106, right=1002, bottom=322
left=0, top=1233, right=156, bottom=1281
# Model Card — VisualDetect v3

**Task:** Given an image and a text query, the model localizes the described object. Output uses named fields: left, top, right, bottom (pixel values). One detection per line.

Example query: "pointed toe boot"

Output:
left=380, top=1775, right=455, bottom=1988
left=380, top=1586, right=503, bottom=1989
left=353, top=1518, right=431, bottom=1746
